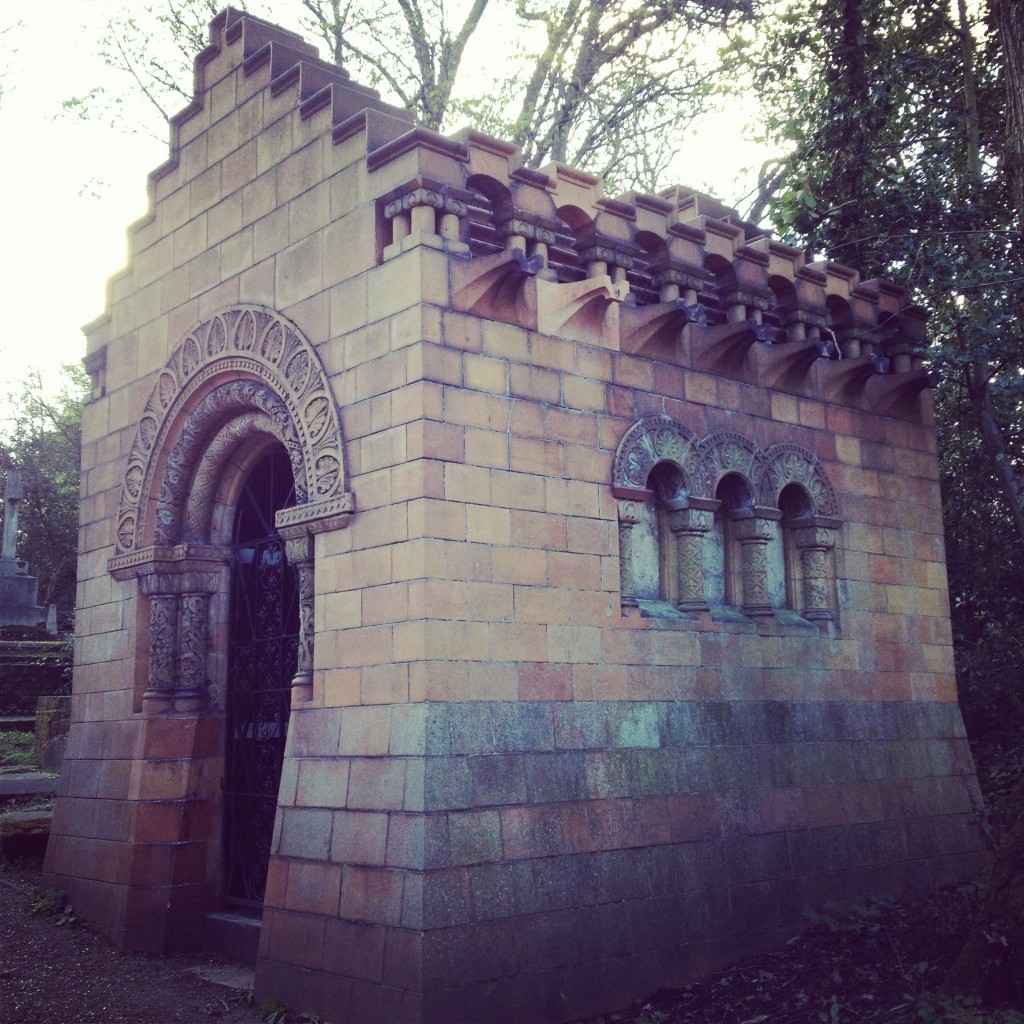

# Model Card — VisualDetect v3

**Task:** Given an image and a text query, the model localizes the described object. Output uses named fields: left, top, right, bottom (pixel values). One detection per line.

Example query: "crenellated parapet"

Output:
left=84, top=7, right=931, bottom=421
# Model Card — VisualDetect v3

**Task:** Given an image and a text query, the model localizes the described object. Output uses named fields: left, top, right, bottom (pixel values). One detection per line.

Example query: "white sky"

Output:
left=0, top=3, right=766, bottom=409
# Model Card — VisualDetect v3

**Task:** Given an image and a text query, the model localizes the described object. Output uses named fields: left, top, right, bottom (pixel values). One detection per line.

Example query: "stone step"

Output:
left=0, top=771, right=58, bottom=797
left=0, top=716, right=36, bottom=732
left=204, top=911, right=261, bottom=963
left=0, top=809, right=51, bottom=857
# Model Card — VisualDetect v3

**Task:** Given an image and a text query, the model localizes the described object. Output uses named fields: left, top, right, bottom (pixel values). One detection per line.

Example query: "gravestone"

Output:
left=0, top=469, right=52, bottom=632
left=44, top=9, right=988, bottom=1023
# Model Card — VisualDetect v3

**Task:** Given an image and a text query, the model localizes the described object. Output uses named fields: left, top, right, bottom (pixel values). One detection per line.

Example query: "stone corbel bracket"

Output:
left=535, top=275, right=630, bottom=348
left=821, top=354, right=890, bottom=403
left=274, top=494, right=356, bottom=704
left=753, top=337, right=835, bottom=392
left=861, top=368, right=937, bottom=417
left=619, top=300, right=707, bottom=358
left=689, top=319, right=775, bottom=376
left=450, top=247, right=543, bottom=326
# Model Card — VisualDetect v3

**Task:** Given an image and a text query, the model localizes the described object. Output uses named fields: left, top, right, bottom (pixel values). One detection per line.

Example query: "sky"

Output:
left=0, top=2, right=767, bottom=411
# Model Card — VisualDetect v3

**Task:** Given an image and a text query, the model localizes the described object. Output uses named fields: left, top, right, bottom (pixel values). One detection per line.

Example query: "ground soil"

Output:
left=0, top=860, right=262, bottom=1024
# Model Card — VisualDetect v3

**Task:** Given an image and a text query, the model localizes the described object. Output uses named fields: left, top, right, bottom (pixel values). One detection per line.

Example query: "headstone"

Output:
left=0, top=468, right=49, bottom=631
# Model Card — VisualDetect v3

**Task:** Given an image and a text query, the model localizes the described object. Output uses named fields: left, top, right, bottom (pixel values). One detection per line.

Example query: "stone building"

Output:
left=45, top=9, right=987, bottom=1023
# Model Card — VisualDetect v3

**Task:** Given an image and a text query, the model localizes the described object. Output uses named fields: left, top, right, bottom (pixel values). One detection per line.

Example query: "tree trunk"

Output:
left=945, top=776, right=1024, bottom=1004
left=996, top=0, right=1024, bottom=229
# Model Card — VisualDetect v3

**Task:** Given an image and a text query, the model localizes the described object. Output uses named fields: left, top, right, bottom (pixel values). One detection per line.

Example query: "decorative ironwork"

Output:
left=223, top=450, right=298, bottom=907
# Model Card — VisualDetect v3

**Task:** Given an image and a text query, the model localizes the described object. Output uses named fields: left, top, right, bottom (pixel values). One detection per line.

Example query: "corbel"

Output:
left=450, top=247, right=543, bottom=327
left=689, top=319, right=775, bottom=376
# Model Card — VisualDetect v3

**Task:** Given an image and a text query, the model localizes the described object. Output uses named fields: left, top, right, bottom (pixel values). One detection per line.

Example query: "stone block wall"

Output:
left=45, top=9, right=986, bottom=1023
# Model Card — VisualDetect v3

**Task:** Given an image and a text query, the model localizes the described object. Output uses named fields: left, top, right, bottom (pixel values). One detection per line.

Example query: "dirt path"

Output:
left=0, top=860, right=261, bottom=1024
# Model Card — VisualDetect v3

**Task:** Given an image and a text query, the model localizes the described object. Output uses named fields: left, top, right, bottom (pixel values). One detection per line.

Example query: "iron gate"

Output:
left=223, top=450, right=298, bottom=907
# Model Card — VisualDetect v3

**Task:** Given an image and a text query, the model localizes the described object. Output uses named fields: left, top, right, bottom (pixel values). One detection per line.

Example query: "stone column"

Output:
left=282, top=530, right=316, bottom=704
left=793, top=525, right=838, bottom=620
left=175, top=571, right=219, bottom=711
left=140, top=575, right=178, bottom=714
left=732, top=512, right=779, bottom=617
left=667, top=502, right=714, bottom=612
left=616, top=499, right=645, bottom=608
left=113, top=548, right=230, bottom=716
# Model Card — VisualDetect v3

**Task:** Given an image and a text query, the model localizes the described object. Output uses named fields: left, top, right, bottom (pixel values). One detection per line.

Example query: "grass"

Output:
left=0, top=731, right=37, bottom=769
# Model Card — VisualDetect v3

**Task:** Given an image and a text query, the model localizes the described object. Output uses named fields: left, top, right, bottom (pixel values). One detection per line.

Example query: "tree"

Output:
left=0, top=366, right=88, bottom=626
left=65, top=0, right=755, bottom=193
left=739, top=0, right=1024, bottom=1003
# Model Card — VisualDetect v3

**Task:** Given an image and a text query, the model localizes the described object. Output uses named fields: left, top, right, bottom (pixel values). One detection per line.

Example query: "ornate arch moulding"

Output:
left=107, top=305, right=354, bottom=712
left=110, top=304, right=352, bottom=561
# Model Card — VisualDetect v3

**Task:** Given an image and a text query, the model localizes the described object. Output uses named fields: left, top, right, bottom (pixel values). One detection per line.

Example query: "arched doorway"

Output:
left=223, top=446, right=298, bottom=907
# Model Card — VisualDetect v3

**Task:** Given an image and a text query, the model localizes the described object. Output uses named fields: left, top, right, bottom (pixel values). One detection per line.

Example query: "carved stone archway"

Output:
left=761, top=443, right=840, bottom=620
left=611, top=416, right=718, bottom=610
left=759, top=442, right=838, bottom=517
left=108, top=306, right=354, bottom=710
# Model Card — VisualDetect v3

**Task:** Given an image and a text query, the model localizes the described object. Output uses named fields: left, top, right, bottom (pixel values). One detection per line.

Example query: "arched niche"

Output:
left=612, top=416, right=717, bottom=611
left=761, top=443, right=840, bottom=621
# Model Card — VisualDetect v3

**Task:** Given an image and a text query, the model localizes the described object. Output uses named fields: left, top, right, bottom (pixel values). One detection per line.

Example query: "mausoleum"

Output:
left=45, top=9, right=988, bottom=1022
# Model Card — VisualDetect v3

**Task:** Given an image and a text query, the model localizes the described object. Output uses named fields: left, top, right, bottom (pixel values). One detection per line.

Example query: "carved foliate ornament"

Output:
left=495, top=214, right=559, bottom=246
left=115, top=306, right=349, bottom=554
left=667, top=507, right=712, bottom=535
left=793, top=525, right=839, bottom=551
left=704, top=431, right=765, bottom=493
left=761, top=443, right=838, bottom=517
left=732, top=516, right=778, bottom=545
left=612, top=416, right=708, bottom=496
left=384, top=187, right=468, bottom=219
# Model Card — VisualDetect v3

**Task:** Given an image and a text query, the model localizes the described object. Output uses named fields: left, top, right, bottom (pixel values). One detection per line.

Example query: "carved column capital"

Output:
left=732, top=515, right=778, bottom=545
left=617, top=499, right=645, bottom=525
left=667, top=506, right=713, bottom=535
left=647, top=259, right=707, bottom=302
left=495, top=213, right=559, bottom=247
left=793, top=524, right=838, bottom=551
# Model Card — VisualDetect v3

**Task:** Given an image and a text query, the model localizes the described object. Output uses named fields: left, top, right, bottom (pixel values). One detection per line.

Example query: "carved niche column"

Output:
left=140, top=575, right=178, bottom=714
left=667, top=497, right=719, bottom=612
left=731, top=508, right=782, bottom=617
left=792, top=523, right=839, bottom=621
left=277, top=525, right=316, bottom=705
left=616, top=498, right=647, bottom=608
left=274, top=499, right=356, bottom=705
left=176, top=572, right=220, bottom=711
